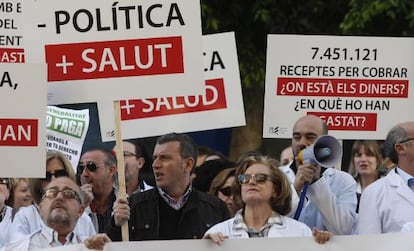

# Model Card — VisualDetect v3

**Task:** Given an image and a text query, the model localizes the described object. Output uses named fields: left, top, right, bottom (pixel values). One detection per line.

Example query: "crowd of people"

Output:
left=0, top=115, right=413, bottom=250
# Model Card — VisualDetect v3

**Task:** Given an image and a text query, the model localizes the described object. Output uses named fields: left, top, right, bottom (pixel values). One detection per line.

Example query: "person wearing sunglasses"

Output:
left=209, top=167, right=238, bottom=217
left=204, top=154, right=332, bottom=244
left=112, top=139, right=153, bottom=196
left=107, top=132, right=229, bottom=241
left=3, top=177, right=110, bottom=250
left=0, top=178, right=12, bottom=249
left=79, top=148, right=117, bottom=234
left=8, top=151, right=96, bottom=242
left=359, top=121, right=414, bottom=234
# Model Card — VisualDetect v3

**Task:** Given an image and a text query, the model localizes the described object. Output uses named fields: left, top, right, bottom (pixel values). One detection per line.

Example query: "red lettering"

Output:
left=0, top=119, right=38, bottom=146
left=308, top=112, right=377, bottom=131
left=0, top=48, right=25, bottom=63
left=45, top=36, right=183, bottom=81
left=120, top=78, right=227, bottom=120
left=277, top=77, right=408, bottom=98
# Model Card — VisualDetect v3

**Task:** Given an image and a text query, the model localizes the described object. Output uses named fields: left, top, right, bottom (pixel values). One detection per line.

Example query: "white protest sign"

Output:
left=46, top=106, right=90, bottom=170
left=42, top=233, right=414, bottom=251
left=97, top=32, right=245, bottom=141
left=263, top=35, right=414, bottom=139
left=0, top=1, right=24, bottom=63
left=22, top=0, right=205, bottom=104
left=0, top=63, right=46, bottom=177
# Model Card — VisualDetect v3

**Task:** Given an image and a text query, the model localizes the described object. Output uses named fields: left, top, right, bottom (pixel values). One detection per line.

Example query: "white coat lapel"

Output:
left=389, top=170, right=414, bottom=206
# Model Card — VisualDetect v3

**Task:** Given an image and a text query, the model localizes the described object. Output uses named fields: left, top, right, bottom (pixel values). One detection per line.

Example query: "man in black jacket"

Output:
left=106, top=133, right=230, bottom=240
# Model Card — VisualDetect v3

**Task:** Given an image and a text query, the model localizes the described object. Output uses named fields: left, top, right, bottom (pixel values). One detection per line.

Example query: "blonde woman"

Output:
left=6, top=178, right=32, bottom=220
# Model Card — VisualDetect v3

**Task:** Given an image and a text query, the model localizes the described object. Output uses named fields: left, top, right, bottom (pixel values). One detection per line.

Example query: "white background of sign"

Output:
left=42, top=233, right=413, bottom=251
left=22, top=0, right=205, bottom=104
left=0, top=64, right=46, bottom=177
left=0, top=1, right=23, bottom=49
left=263, top=35, right=414, bottom=140
left=98, top=32, right=245, bottom=141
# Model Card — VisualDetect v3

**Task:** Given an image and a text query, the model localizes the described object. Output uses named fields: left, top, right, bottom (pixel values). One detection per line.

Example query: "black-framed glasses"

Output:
left=398, top=137, right=414, bottom=144
left=42, top=169, right=68, bottom=181
left=42, top=187, right=82, bottom=203
left=238, top=173, right=272, bottom=185
left=77, top=161, right=105, bottom=173
left=0, top=178, right=9, bottom=187
left=218, top=186, right=232, bottom=197
left=123, top=151, right=137, bottom=158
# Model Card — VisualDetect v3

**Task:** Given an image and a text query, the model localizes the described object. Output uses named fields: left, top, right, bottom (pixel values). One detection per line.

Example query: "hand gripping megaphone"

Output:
left=293, top=135, right=342, bottom=220
left=297, top=135, right=343, bottom=167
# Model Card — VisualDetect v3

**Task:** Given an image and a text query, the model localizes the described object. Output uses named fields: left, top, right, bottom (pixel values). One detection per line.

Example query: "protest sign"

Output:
left=98, top=32, right=245, bottom=141
left=22, top=0, right=205, bottom=104
left=42, top=232, right=414, bottom=251
left=0, top=63, right=46, bottom=177
left=46, top=106, right=89, bottom=170
left=263, top=35, right=414, bottom=139
left=0, top=0, right=24, bottom=63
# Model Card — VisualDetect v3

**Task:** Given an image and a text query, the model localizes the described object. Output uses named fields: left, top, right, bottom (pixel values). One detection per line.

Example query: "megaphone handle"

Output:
left=293, top=182, right=309, bottom=220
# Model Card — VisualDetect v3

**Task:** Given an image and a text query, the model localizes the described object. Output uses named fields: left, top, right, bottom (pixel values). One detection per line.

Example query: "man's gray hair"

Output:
left=383, top=125, right=407, bottom=163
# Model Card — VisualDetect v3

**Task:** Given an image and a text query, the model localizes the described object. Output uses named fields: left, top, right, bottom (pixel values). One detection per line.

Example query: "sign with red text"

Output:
left=22, top=0, right=204, bottom=104
left=0, top=63, right=46, bottom=177
left=42, top=233, right=413, bottom=251
left=97, top=32, right=245, bottom=141
left=263, top=35, right=414, bottom=139
left=0, top=1, right=25, bottom=63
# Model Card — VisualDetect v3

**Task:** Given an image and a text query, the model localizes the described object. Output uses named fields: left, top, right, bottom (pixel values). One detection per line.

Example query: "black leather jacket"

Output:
left=106, top=188, right=230, bottom=241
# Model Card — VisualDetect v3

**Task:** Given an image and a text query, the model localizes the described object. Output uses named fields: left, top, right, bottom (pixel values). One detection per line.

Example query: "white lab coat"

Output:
left=359, top=168, right=414, bottom=234
left=9, top=204, right=95, bottom=242
left=204, top=215, right=312, bottom=238
left=401, top=222, right=414, bottom=232
left=0, top=206, right=12, bottom=249
left=289, top=167, right=357, bottom=235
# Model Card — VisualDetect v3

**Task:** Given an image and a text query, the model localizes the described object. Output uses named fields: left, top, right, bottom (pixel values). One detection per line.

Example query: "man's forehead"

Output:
left=154, top=141, right=180, bottom=152
left=46, top=177, right=77, bottom=190
left=121, top=141, right=136, bottom=151
left=293, top=118, right=323, bottom=134
left=81, top=150, right=104, bottom=160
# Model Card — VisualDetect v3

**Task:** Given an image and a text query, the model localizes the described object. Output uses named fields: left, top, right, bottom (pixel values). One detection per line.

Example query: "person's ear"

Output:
left=395, top=143, right=405, bottom=155
left=184, top=157, right=194, bottom=173
left=108, top=165, right=117, bottom=176
left=136, top=157, right=145, bottom=169
left=78, top=205, right=85, bottom=217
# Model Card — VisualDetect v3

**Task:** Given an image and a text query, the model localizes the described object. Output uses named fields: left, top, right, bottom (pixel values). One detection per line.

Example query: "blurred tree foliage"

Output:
left=341, top=0, right=414, bottom=36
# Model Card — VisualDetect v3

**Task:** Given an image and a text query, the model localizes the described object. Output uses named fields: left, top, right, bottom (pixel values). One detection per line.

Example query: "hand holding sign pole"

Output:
left=113, top=101, right=129, bottom=241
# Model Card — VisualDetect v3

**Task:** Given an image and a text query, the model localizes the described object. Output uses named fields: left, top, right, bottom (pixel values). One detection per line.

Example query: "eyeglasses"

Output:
left=238, top=173, right=272, bottom=185
left=398, top=137, right=414, bottom=144
left=0, top=178, right=9, bottom=187
left=42, top=187, right=82, bottom=203
left=42, top=169, right=68, bottom=181
left=77, top=161, right=105, bottom=173
left=218, top=186, right=232, bottom=197
left=123, top=151, right=137, bottom=158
